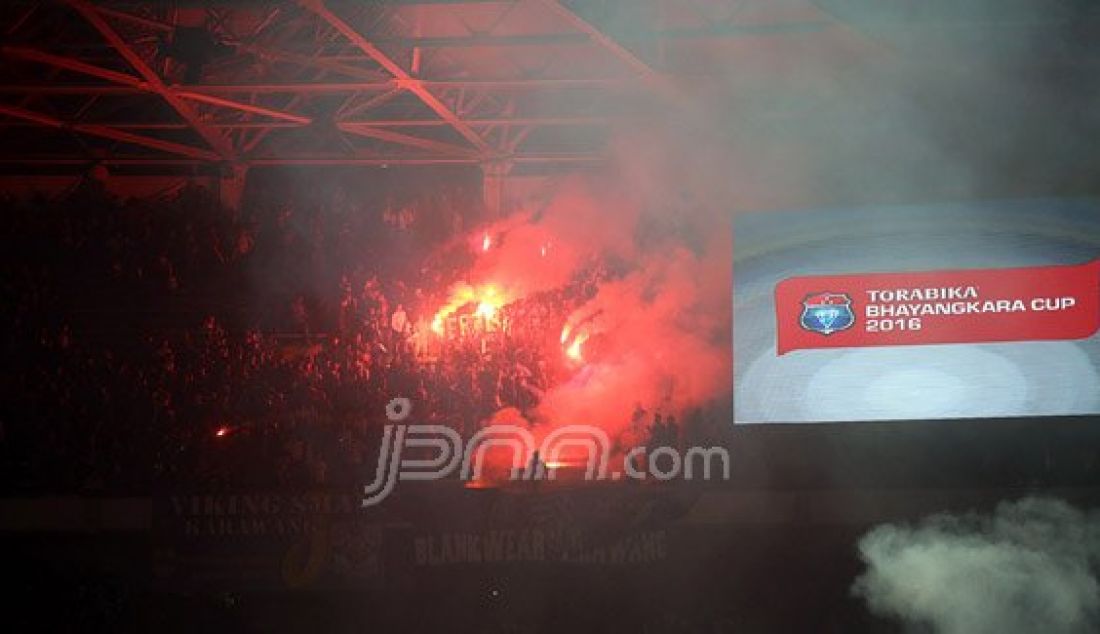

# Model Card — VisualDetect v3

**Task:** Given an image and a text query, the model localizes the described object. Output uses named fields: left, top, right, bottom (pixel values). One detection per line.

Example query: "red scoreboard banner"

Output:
left=775, top=260, right=1100, bottom=355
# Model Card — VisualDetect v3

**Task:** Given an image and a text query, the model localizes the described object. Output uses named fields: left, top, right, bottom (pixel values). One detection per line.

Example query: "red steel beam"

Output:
left=0, top=153, right=605, bottom=167
left=0, top=103, right=222, bottom=160
left=3, top=47, right=314, bottom=124
left=0, top=117, right=614, bottom=130
left=301, top=0, right=492, bottom=155
left=336, top=87, right=403, bottom=120
left=335, top=123, right=479, bottom=156
left=0, top=78, right=633, bottom=96
left=537, top=0, right=659, bottom=81
left=175, top=91, right=313, bottom=124
left=247, top=153, right=603, bottom=166
left=190, top=77, right=625, bottom=92
left=343, top=116, right=616, bottom=128
left=0, top=121, right=304, bottom=130
left=236, top=43, right=392, bottom=83
left=42, top=22, right=833, bottom=55
left=93, top=6, right=173, bottom=33
left=65, top=0, right=237, bottom=159
left=92, top=6, right=393, bottom=83
left=2, top=46, right=144, bottom=88
left=367, top=22, right=832, bottom=48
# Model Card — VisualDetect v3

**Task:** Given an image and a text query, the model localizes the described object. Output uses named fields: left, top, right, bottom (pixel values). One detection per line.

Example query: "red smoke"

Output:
left=538, top=240, right=729, bottom=438
left=433, top=170, right=731, bottom=442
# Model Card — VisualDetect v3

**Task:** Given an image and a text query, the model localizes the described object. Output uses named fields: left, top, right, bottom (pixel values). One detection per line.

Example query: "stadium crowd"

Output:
left=0, top=175, right=629, bottom=494
left=6, top=175, right=1092, bottom=497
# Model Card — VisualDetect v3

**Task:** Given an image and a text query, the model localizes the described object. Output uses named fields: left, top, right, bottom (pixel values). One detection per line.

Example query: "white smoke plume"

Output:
left=853, top=497, right=1100, bottom=634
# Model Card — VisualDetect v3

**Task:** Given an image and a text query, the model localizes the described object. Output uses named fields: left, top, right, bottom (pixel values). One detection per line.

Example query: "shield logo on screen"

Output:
left=800, top=292, right=855, bottom=335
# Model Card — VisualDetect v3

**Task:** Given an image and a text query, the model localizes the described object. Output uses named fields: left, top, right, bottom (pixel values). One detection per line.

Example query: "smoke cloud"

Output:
left=853, top=498, right=1100, bottom=634
left=460, top=159, right=731, bottom=438
left=410, top=1, right=1097, bottom=441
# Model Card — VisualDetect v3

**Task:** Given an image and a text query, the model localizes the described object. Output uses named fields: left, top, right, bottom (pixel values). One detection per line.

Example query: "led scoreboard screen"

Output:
left=733, top=200, right=1100, bottom=423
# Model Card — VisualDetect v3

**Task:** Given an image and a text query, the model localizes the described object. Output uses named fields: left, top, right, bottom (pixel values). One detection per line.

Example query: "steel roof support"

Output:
left=2, top=47, right=313, bottom=125
left=66, top=0, right=237, bottom=159
left=0, top=103, right=221, bottom=160
left=536, top=0, right=658, bottom=81
left=301, top=0, right=492, bottom=155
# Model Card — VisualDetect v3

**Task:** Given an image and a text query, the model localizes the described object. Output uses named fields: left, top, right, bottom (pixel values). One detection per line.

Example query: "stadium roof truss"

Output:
left=0, top=0, right=866, bottom=174
left=6, top=0, right=1089, bottom=175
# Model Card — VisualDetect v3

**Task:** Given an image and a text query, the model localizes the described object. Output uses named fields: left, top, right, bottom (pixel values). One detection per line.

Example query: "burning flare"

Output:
left=565, top=332, right=589, bottom=362
left=475, top=286, right=502, bottom=320
left=431, top=282, right=509, bottom=334
left=559, top=308, right=602, bottom=362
